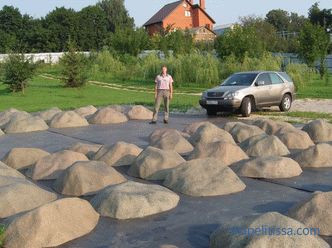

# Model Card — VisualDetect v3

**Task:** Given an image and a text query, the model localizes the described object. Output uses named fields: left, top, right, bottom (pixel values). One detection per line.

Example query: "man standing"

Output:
left=150, top=65, right=173, bottom=124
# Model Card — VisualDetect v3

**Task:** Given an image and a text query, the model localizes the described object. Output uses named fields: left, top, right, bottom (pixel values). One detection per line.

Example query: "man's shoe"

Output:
left=149, top=121, right=157, bottom=124
left=163, top=120, right=168, bottom=124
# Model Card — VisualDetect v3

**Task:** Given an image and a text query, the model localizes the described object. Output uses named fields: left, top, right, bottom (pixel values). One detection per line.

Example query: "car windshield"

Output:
left=221, top=73, right=258, bottom=86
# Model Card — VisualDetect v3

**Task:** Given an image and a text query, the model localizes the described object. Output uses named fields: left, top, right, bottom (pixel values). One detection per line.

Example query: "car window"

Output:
left=269, top=73, right=284, bottom=84
left=256, top=73, right=272, bottom=85
left=222, top=73, right=258, bottom=86
left=278, top=72, right=293, bottom=82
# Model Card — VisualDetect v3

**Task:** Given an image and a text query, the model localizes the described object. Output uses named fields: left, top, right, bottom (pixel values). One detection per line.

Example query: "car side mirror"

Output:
left=255, top=81, right=265, bottom=86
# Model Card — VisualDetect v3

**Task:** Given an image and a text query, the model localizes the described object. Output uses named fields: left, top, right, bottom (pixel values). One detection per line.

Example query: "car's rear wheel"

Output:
left=279, top=94, right=292, bottom=112
left=240, top=97, right=252, bottom=117
left=206, top=108, right=217, bottom=116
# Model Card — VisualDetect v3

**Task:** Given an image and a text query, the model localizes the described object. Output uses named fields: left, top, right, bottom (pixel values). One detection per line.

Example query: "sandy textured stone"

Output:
left=127, top=105, right=153, bottom=120
left=75, top=105, right=98, bottom=117
left=150, top=128, right=193, bottom=154
left=5, top=116, right=48, bottom=133
left=302, top=119, right=332, bottom=143
left=292, top=143, right=332, bottom=168
left=53, top=161, right=127, bottom=196
left=275, top=128, right=315, bottom=150
left=94, top=142, right=142, bottom=167
left=188, top=141, right=248, bottom=166
left=90, top=181, right=179, bottom=219
left=36, top=107, right=62, bottom=123
left=189, top=122, right=235, bottom=146
left=0, top=129, right=4, bottom=136
left=3, top=148, right=50, bottom=170
left=210, top=212, right=329, bottom=248
left=253, top=118, right=295, bottom=135
left=0, top=161, right=25, bottom=179
left=289, top=191, right=332, bottom=236
left=227, top=122, right=266, bottom=143
left=4, top=198, right=99, bottom=248
left=89, top=107, right=128, bottom=124
left=27, top=150, right=89, bottom=180
left=68, top=142, right=102, bottom=159
left=164, top=158, right=246, bottom=197
left=0, top=179, right=57, bottom=218
left=182, top=121, right=210, bottom=135
left=49, top=111, right=89, bottom=128
left=240, top=134, right=290, bottom=157
left=236, top=156, right=302, bottom=179
left=0, top=109, right=27, bottom=129
left=128, top=146, right=185, bottom=180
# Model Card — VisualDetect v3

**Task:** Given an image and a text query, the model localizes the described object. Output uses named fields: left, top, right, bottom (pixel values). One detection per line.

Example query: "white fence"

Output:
left=0, top=52, right=90, bottom=64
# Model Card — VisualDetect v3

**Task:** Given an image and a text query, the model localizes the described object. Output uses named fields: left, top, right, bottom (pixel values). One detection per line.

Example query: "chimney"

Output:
left=200, top=0, right=205, bottom=9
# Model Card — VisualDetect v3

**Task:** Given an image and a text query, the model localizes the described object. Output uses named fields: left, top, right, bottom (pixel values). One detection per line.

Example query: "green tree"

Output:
left=266, top=9, right=290, bottom=31
left=98, top=0, right=134, bottom=32
left=0, top=6, right=23, bottom=52
left=108, top=27, right=150, bottom=56
left=77, top=6, right=108, bottom=50
left=44, top=7, right=79, bottom=52
left=2, top=53, right=36, bottom=93
left=214, top=25, right=265, bottom=61
left=298, top=22, right=330, bottom=78
left=309, top=2, right=332, bottom=32
left=60, top=41, right=88, bottom=87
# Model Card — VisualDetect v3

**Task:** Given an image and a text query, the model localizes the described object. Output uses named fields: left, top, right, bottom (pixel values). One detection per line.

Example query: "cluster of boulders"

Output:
left=0, top=116, right=332, bottom=247
left=0, top=105, right=153, bottom=134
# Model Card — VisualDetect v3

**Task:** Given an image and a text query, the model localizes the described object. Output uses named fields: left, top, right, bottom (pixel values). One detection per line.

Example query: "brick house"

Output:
left=144, top=0, right=216, bottom=41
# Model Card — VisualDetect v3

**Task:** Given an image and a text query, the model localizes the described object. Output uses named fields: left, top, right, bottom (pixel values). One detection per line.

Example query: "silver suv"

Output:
left=199, top=71, right=295, bottom=117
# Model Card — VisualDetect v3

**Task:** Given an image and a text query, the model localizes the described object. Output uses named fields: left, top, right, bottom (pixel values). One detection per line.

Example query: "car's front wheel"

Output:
left=206, top=108, right=217, bottom=116
left=240, top=97, right=252, bottom=117
left=279, top=94, right=292, bottom=112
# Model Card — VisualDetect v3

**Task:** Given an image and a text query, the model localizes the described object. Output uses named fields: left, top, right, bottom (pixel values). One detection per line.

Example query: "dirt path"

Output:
left=291, top=99, right=332, bottom=114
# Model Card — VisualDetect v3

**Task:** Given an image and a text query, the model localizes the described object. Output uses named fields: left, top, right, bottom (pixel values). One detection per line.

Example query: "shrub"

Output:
left=286, top=63, right=314, bottom=90
left=60, top=41, right=89, bottom=88
left=0, top=224, right=4, bottom=247
left=2, top=53, right=36, bottom=93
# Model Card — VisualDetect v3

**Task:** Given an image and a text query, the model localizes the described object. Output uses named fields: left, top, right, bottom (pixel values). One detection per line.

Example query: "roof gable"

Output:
left=144, top=0, right=183, bottom=26
left=192, top=4, right=215, bottom=24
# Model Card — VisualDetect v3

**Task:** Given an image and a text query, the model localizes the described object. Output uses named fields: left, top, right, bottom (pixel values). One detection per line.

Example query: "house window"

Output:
left=185, top=10, right=191, bottom=17
left=183, top=3, right=187, bottom=7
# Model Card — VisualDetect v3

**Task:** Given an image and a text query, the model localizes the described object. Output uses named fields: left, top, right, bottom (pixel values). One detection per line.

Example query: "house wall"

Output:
left=163, top=2, right=193, bottom=30
left=146, top=23, right=163, bottom=35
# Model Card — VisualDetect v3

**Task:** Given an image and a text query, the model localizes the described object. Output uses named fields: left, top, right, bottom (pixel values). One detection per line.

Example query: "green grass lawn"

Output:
left=296, top=75, right=332, bottom=99
left=0, top=76, right=200, bottom=112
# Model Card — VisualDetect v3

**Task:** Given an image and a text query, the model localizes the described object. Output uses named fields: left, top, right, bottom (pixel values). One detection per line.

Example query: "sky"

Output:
left=0, top=0, right=331, bottom=26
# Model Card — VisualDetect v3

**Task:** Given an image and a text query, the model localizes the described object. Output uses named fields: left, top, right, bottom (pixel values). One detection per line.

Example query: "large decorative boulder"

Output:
left=226, top=122, right=266, bottom=143
left=0, top=108, right=27, bottom=128
left=275, top=128, right=314, bottom=150
left=2, top=148, right=50, bottom=170
left=94, top=142, right=142, bottom=167
left=0, top=161, right=25, bottom=179
left=182, top=121, right=210, bottom=135
left=236, top=156, right=302, bottom=179
left=188, top=141, right=248, bottom=166
left=292, top=143, right=332, bottom=168
left=90, top=181, right=179, bottom=219
left=88, top=107, right=128, bottom=124
left=0, top=179, right=57, bottom=218
left=189, top=122, right=235, bottom=146
left=128, top=146, right=185, bottom=180
left=75, top=105, right=98, bottom=117
left=36, top=107, right=62, bottom=123
left=68, top=142, right=102, bottom=159
left=289, top=191, right=332, bottom=236
left=240, top=134, right=290, bottom=157
left=53, top=161, right=127, bottom=196
left=5, top=116, right=48, bottom=133
left=127, top=105, right=153, bottom=120
left=253, top=118, right=295, bottom=135
left=164, top=158, right=246, bottom=197
left=302, top=119, right=332, bottom=143
left=150, top=128, right=193, bottom=154
left=27, top=150, right=89, bottom=180
left=210, top=212, right=329, bottom=248
left=4, top=198, right=99, bottom=248
left=49, top=111, right=89, bottom=128
left=0, top=128, right=4, bottom=136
